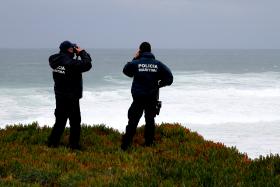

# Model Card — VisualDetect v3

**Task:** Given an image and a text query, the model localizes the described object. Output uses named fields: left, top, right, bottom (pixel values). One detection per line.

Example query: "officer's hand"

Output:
left=134, top=50, right=140, bottom=59
left=75, top=46, right=84, bottom=55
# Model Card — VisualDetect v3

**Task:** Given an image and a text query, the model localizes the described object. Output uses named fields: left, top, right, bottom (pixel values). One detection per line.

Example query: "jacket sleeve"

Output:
left=158, top=62, right=173, bottom=88
left=123, top=61, right=135, bottom=77
left=69, top=50, right=92, bottom=73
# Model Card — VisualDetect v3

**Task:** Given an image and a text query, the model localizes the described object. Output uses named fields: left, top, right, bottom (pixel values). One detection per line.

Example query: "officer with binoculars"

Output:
left=48, top=41, right=92, bottom=149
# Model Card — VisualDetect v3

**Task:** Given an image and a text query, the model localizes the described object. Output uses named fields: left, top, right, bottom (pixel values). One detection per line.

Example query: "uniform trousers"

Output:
left=122, top=97, right=157, bottom=149
left=48, top=95, right=81, bottom=148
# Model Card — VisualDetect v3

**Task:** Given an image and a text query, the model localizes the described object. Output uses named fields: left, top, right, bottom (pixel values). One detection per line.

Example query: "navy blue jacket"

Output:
left=123, top=52, right=173, bottom=100
left=49, top=50, right=92, bottom=99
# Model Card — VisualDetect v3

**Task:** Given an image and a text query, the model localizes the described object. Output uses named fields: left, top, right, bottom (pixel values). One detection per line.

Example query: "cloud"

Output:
left=0, top=0, right=279, bottom=48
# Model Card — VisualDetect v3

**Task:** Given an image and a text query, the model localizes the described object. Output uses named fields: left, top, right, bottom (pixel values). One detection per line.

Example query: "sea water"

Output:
left=0, top=49, right=280, bottom=158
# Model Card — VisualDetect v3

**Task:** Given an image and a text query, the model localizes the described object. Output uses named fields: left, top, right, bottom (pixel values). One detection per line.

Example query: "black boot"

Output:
left=121, top=134, right=132, bottom=151
left=47, top=141, right=59, bottom=148
left=69, top=143, right=82, bottom=150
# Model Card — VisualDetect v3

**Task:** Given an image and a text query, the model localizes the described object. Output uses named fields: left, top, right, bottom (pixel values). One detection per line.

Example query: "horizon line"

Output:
left=0, top=47, right=280, bottom=50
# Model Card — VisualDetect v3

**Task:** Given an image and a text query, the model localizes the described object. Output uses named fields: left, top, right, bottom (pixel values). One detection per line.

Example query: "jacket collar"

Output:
left=60, top=51, right=74, bottom=58
left=140, top=52, right=155, bottom=59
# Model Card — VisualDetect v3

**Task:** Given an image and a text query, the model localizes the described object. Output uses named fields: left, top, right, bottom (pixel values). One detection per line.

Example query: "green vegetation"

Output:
left=0, top=122, right=279, bottom=186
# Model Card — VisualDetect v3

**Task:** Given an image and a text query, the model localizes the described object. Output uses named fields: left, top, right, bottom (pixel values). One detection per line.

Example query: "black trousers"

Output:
left=122, top=98, right=157, bottom=147
left=48, top=95, right=81, bottom=148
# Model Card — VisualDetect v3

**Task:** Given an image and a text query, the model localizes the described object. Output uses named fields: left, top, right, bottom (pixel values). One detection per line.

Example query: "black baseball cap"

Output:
left=59, top=41, right=77, bottom=51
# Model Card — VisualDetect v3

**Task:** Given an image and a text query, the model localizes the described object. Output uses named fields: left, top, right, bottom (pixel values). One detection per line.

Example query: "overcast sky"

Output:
left=0, top=0, right=279, bottom=49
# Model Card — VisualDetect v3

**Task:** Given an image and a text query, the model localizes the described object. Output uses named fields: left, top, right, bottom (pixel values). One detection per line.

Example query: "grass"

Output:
left=0, top=122, right=279, bottom=186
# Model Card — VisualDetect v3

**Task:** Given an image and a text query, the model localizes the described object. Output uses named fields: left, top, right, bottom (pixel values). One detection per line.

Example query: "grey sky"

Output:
left=0, top=0, right=279, bottom=49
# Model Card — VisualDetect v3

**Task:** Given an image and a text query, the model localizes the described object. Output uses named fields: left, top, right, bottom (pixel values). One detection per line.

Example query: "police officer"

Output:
left=121, top=42, right=173, bottom=150
left=48, top=41, right=92, bottom=149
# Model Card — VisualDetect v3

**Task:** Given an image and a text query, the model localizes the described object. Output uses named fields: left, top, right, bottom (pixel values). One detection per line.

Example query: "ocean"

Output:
left=1, top=49, right=280, bottom=158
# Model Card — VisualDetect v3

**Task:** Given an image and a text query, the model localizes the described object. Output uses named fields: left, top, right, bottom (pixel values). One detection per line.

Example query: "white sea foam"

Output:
left=1, top=71, right=280, bottom=158
left=0, top=88, right=54, bottom=126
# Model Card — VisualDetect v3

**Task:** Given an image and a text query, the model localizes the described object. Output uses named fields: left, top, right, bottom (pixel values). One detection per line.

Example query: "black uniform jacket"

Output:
left=49, top=50, right=92, bottom=99
left=123, top=52, right=173, bottom=100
